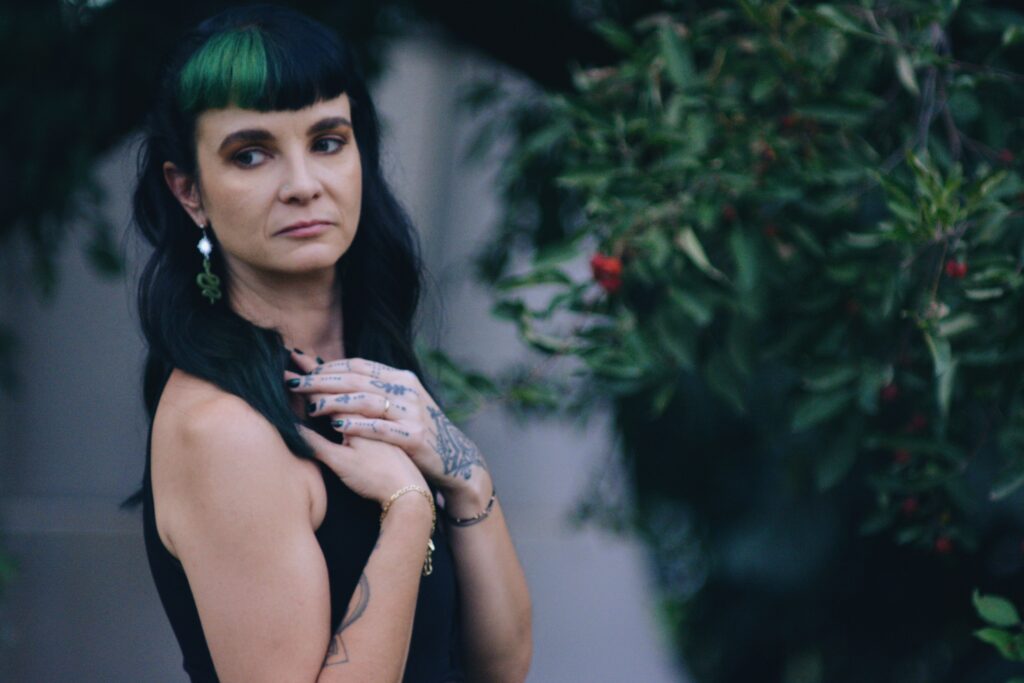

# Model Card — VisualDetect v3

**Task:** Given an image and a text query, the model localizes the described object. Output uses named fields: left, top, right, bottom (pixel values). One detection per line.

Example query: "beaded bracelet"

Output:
left=442, top=487, right=497, bottom=527
left=380, top=485, right=436, bottom=576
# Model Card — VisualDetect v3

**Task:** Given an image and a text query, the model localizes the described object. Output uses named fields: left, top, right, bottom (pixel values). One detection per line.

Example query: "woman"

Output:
left=124, top=5, right=532, bottom=682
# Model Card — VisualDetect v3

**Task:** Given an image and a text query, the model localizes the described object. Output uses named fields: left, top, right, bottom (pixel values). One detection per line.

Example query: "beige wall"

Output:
left=0, top=35, right=685, bottom=683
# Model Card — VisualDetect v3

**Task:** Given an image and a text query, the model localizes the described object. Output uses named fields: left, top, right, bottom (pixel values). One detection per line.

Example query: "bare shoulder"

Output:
left=151, top=371, right=333, bottom=682
left=151, top=369, right=317, bottom=558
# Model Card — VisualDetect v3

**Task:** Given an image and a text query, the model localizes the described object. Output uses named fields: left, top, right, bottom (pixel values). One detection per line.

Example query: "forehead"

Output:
left=195, top=92, right=351, bottom=143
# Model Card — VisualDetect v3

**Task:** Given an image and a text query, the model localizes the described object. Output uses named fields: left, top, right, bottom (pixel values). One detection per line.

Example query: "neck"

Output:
left=226, top=261, right=345, bottom=361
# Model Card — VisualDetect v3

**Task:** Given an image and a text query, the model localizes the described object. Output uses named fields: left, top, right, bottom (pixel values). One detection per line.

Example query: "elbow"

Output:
left=473, top=614, right=533, bottom=683
left=499, top=611, right=534, bottom=683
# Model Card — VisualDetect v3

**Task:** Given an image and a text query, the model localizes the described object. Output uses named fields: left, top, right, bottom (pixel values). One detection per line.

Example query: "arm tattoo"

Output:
left=322, top=572, right=370, bottom=668
left=427, top=405, right=487, bottom=480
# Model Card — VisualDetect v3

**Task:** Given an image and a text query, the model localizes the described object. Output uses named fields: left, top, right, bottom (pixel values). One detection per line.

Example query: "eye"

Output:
left=233, top=148, right=269, bottom=167
left=313, top=136, right=347, bottom=153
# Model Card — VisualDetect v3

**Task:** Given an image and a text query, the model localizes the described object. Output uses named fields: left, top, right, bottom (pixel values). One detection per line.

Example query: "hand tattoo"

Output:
left=428, top=405, right=486, bottom=480
left=370, top=380, right=419, bottom=397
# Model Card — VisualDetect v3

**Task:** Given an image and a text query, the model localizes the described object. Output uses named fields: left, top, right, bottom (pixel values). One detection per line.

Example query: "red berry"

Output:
left=906, top=412, right=928, bottom=433
left=944, top=260, right=967, bottom=279
left=934, top=536, right=953, bottom=554
left=880, top=383, right=900, bottom=403
left=901, top=497, right=919, bottom=516
left=893, top=448, right=912, bottom=465
left=780, top=113, right=799, bottom=130
left=845, top=298, right=862, bottom=315
left=722, top=204, right=738, bottom=222
left=762, top=224, right=779, bottom=238
left=590, top=253, right=623, bottom=294
left=997, top=148, right=1015, bottom=165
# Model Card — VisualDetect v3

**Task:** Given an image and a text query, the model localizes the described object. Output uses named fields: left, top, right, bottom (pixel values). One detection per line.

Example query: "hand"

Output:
left=285, top=350, right=489, bottom=496
left=298, top=426, right=428, bottom=507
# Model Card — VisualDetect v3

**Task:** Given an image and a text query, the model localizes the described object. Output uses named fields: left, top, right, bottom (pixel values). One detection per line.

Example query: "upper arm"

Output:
left=156, top=392, right=329, bottom=683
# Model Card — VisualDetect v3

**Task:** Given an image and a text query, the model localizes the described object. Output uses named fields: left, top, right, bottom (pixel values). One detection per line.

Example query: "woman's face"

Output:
left=167, top=92, right=362, bottom=280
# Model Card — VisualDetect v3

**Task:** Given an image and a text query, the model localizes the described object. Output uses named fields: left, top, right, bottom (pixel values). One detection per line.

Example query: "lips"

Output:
left=274, top=220, right=332, bottom=236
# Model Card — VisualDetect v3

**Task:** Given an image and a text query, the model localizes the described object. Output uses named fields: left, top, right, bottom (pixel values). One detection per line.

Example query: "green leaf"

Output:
left=1003, top=25, right=1024, bottom=47
left=990, top=460, right=1024, bottom=501
left=729, top=228, right=758, bottom=293
left=923, top=332, right=953, bottom=378
left=936, top=314, right=978, bottom=338
left=937, top=359, right=958, bottom=419
left=974, top=627, right=1015, bottom=655
left=658, top=23, right=696, bottom=91
left=811, top=5, right=866, bottom=35
left=803, top=366, right=859, bottom=393
left=791, top=390, right=855, bottom=432
left=973, top=589, right=1022, bottom=627
left=964, top=288, right=1004, bottom=301
left=492, top=299, right=526, bottom=321
left=816, top=424, right=859, bottom=491
left=704, top=350, right=745, bottom=414
left=675, top=227, right=728, bottom=283
left=592, top=19, right=636, bottom=54
left=895, top=51, right=919, bottom=96
left=495, top=267, right=572, bottom=291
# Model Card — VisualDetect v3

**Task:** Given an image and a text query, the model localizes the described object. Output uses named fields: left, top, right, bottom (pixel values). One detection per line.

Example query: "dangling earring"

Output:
left=195, top=221, right=222, bottom=304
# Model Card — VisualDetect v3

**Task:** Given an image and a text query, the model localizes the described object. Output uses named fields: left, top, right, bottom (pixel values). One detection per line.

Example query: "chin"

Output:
left=280, top=243, right=349, bottom=274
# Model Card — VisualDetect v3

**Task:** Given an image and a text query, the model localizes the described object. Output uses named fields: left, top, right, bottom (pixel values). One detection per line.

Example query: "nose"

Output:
left=278, top=154, right=323, bottom=203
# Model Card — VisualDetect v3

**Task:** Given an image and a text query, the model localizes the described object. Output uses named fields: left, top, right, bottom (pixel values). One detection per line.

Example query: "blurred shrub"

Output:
left=455, top=1, right=1024, bottom=681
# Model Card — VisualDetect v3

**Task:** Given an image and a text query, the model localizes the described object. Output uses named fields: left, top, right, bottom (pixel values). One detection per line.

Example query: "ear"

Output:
left=163, top=161, right=207, bottom=227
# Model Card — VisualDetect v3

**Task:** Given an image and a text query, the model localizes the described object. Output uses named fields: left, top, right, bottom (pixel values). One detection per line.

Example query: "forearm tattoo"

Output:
left=427, top=405, right=487, bottom=480
left=322, top=572, right=370, bottom=668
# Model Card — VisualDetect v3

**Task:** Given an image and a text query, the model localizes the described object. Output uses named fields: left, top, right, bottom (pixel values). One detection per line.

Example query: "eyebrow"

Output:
left=217, top=116, right=353, bottom=153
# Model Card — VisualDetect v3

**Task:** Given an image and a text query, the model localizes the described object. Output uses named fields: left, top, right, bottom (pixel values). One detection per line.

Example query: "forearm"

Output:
left=317, top=495, right=433, bottom=683
left=443, top=474, right=533, bottom=683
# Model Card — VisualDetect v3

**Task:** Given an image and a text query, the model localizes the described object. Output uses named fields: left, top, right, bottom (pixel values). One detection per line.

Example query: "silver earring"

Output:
left=195, top=222, right=222, bottom=304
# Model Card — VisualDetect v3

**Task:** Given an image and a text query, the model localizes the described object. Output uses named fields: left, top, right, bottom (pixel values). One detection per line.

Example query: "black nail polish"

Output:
left=316, top=356, right=325, bottom=364
left=293, top=348, right=304, bottom=355
left=331, top=419, right=345, bottom=428
left=287, top=378, right=300, bottom=388
left=306, top=402, right=316, bottom=414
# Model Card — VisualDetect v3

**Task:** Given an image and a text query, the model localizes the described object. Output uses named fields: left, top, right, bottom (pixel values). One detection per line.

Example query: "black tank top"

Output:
left=141, top=376, right=465, bottom=682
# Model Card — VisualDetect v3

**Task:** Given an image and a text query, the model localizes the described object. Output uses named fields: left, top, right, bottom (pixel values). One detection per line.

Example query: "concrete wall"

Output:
left=0, top=35, right=685, bottom=683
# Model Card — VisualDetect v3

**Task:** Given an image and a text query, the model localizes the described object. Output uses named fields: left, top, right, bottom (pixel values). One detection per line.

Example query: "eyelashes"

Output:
left=232, top=136, right=349, bottom=168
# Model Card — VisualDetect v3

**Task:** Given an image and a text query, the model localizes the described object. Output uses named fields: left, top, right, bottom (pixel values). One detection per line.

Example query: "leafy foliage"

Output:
left=461, top=1, right=1024, bottom=680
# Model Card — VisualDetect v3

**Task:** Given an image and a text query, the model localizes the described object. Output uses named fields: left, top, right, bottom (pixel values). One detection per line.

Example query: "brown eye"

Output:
left=233, top=148, right=269, bottom=167
left=313, top=137, right=346, bottom=153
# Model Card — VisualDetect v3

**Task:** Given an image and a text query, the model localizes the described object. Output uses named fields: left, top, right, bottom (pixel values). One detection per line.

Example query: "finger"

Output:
left=289, top=348, right=319, bottom=374
left=288, top=372, right=421, bottom=400
left=296, top=424, right=356, bottom=465
left=307, top=392, right=414, bottom=419
left=330, top=414, right=419, bottom=448
left=316, top=357, right=417, bottom=384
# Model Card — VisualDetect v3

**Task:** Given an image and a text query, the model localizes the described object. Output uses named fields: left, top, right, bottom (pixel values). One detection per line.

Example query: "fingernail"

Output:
left=331, top=419, right=345, bottom=428
left=306, top=402, right=316, bottom=414
left=287, top=378, right=300, bottom=388
left=316, top=356, right=325, bottom=364
left=293, top=348, right=305, bottom=355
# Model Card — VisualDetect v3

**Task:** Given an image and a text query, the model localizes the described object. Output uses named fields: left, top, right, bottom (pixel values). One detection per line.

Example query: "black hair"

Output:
left=122, top=5, right=433, bottom=509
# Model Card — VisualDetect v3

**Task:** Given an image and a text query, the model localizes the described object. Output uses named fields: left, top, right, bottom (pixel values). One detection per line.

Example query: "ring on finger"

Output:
left=382, top=397, right=391, bottom=418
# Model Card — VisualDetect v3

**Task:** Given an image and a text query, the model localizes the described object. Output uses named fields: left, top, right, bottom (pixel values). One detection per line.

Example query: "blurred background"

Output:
left=2, top=1, right=1024, bottom=682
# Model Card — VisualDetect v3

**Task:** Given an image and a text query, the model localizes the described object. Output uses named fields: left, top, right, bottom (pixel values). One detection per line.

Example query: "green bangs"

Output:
left=178, top=26, right=275, bottom=112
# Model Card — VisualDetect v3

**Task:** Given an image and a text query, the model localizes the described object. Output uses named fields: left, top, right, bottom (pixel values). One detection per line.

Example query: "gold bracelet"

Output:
left=380, top=485, right=436, bottom=576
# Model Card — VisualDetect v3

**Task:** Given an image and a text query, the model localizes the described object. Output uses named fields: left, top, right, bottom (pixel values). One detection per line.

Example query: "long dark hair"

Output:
left=122, top=5, right=433, bottom=509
